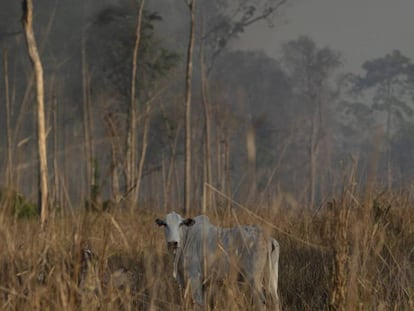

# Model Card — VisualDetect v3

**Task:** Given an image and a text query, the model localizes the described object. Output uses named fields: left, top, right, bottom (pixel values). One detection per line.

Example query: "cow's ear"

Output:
left=181, top=218, right=195, bottom=227
left=155, top=219, right=166, bottom=227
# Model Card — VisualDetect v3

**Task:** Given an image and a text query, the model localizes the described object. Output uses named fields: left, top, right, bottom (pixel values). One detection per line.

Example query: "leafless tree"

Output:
left=125, top=0, right=146, bottom=206
left=3, top=49, right=13, bottom=186
left=183, top=0, right=196, bottom=215
left=21, top=0, right=49, bottom=227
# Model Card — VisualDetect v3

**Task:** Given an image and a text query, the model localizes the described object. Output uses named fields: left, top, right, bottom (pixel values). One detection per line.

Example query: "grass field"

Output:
left=0, top=189, right=413, bottom=310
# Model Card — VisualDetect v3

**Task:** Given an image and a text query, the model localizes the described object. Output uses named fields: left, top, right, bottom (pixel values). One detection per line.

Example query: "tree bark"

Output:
left=385, top=81, right=392, bottom=191
left=22, top=0, right=49, bottom=227
left=164, top=123, right=181, bottom=211
left=134, top=103, right=150, bottom=205
left=246, top=124, right=257, bottom=202
left=309, top=113, right=317, bottom=208
left=104, top=114, right=122, bottom=203
left=126, top=0, right=145, bottom=205
left=81, top=35, right=96, bottom=210
left=52, top=95, right=60, bottom=209
left=224, top=134, right=231, bottom=210
left=183, top=0, right=196, bottom=215
left=3, top=49, right=13, bottom=186
left=200, top=33, right=212, bottom=214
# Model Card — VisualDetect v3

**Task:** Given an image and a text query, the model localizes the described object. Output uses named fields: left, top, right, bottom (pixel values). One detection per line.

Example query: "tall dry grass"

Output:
left=0, top=190, right=413, bottom=310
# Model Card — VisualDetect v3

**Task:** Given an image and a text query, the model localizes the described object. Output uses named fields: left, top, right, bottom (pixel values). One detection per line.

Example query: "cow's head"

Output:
left=155, top=212, right=195, bottom=254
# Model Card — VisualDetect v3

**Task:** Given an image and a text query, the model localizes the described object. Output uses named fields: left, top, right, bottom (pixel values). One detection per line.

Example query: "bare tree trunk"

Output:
left=164, top=123, right=181, bottom=211
left=104, top=114, right=122, bottom=203
left=134, top=103, right=150, bottom=205
left=81, top=35, right=96, bottom=210
left=22, top=0, right=49, bottom=227
left=126, top=0, right=145, bottom=206
left=224, top=134, right=231, bottom=210
left=385, top=82, right=392, bottom=191
left=246, top=124, right=257, bottom=203
left=215, top=124, right=223, bottom=199
left=308, top=88, right=323, bottom=208
left=3, top=48, right=13, bottom=186
left=200, top=34, right=212, bottom=214
left=52, top=95, right=60, bottom=209
left=309, top=111, right=318, bottom=208
left=183, top=0, right=196, bottom=215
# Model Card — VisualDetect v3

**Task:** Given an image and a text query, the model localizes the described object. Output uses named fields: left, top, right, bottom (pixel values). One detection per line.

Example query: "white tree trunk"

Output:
left=22, top=0, right=49, bottom=227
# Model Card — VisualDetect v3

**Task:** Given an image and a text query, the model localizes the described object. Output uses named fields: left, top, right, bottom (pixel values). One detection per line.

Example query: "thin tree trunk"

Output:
left=308, top=88, right=322, bottom=208
left=224, top=134, right=231, bottom=210
left=385, top=82, right=392, bottom=191
left=14, top=1, right=56, bottom=149
left=246, top=124, right=257, bottom=202
left=309, top=114, right=317, bottom=208
left=3, top=48, right=13, bottom=186
left=164, top=124, right=181, bottom=210
left=81, top=35, right=96, bottom=210
left=104, top=114, right=122, bottom=203
left=134, top=103, right=150, bottom=205
left=215, top=124, right=222, bottom=195
left=200, top=35, right=212, bottom=214
left=125, top=0, right=145, bottom=206
left=52, top=95, right=59, bottom=209
left=22, top=0, right=49, bottom=227
left=183, top=0, right=196, bottom=215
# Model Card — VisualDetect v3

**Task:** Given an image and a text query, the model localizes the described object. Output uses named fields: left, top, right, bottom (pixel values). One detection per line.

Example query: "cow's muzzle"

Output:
left=167, top=241, right=178, bottom=254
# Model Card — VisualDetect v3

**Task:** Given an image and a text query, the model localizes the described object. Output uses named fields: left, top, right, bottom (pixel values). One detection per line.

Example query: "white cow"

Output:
left=155, top=212, right=280, bottom=310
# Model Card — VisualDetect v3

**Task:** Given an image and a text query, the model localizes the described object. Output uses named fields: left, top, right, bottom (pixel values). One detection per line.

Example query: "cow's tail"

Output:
left=268, top=238, right=280, bottom=309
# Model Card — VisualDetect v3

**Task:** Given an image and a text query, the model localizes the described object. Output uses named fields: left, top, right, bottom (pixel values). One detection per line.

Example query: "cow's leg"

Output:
left=243, top=255, right=267, bottom=311
left=241, top=272, right=265, bottom=311
left=187, top=275, right=203, bottom=307
left=253, top=278, right=266, bottom=311
left=269, top=239, right=280, bottom=310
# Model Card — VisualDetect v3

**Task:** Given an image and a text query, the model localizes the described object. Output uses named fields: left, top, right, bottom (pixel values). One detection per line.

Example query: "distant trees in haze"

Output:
left=353, top=50, right=413, bottom=189
left=211, top=50, right=292, bottom=200
left=281, top=36, right=342, bottom=206
left=199, top=0, right=289, bottom=72
left=3, top=0, right=414, bottom=215
left=85, top=2, right=180, bottom=208
left=337, top=50, right=414, bottom=189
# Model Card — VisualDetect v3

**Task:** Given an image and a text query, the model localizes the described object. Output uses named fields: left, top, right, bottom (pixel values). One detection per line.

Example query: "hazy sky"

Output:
left=234, top=0, right=414, bottom=72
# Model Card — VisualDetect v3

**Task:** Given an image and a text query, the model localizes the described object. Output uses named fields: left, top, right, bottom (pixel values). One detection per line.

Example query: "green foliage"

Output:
left=282, top=35, right=342, bottom=97
left=0, top=188, right=38, bottom=219
left=87, top=4, right=180, bottom=103
left=85, top=158, right=102, bottom=212
left=201, top=0, right=289, bottom=69
left=355, top=50, right=413, bottom=125
left=356, top=50, right=411, bottom=89
left=340, top=50, right=414, bottom=187
left=12, top=197, right=38, bottom=219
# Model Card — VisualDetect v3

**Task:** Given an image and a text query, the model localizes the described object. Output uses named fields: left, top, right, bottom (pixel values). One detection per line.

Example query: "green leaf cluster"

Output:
left=0, top=188, right=38, bottom=219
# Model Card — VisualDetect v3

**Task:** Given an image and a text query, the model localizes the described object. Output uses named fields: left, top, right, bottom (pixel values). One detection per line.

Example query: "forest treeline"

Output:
left=1, top=0, right=414, bottom=212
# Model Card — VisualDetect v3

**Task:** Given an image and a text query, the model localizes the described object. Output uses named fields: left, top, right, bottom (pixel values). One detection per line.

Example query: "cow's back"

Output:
left=220, top=225, right=268, bottom=281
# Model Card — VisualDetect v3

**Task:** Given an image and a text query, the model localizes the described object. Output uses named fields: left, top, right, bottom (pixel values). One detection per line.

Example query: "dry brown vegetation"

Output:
left=0, top=188, right=413, bottom=311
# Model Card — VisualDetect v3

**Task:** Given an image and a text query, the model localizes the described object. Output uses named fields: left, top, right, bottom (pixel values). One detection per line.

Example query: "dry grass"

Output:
left=0, top=191, right=413, bottom=310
